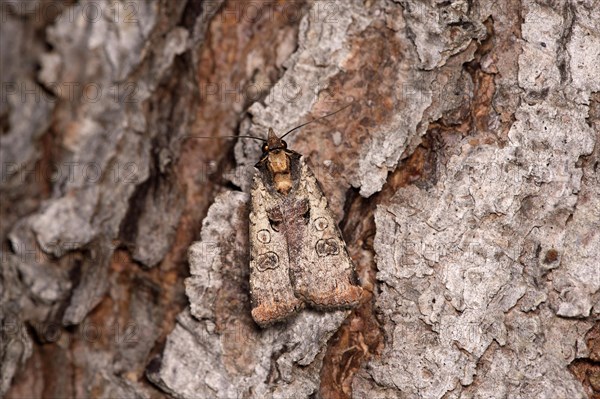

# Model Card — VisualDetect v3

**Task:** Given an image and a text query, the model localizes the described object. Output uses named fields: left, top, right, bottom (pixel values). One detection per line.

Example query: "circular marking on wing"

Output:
left=257, top=229, right=271, bottom=243
left=256, top=251, right=279, bottom=271
left=315, top=238, right=339, bottom=257
left=314, top=217, right=328, bottom=231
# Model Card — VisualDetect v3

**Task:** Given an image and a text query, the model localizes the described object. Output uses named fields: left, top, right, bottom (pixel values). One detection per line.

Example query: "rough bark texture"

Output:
left=1, top=1, right=598, bottom=398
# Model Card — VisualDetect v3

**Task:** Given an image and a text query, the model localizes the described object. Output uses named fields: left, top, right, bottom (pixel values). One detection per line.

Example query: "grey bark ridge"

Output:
left=353, top=1, right=600, bottom=398
left=2, top=1, right=189, bottom=396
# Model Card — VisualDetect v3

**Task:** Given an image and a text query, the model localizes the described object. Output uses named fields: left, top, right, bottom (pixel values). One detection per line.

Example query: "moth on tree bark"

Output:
left=2, top=1, right=599, bottom=399
left=249, top=127, right=363, bottom=327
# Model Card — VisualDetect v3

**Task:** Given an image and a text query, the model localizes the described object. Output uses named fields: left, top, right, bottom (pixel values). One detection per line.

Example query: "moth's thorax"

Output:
left=267, top=150, right=289, bottom=173
left=267, top=150, right=293, bottom=195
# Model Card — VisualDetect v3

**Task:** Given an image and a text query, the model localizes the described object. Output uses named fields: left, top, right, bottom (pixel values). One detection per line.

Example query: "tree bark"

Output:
left=1, top=1, right=599, bottom=398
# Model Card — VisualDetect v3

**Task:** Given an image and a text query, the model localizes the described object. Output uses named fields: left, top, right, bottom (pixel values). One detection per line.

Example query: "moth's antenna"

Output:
left=186, top=135, right=266, bottom=142
left=234, top=135, right=267, bottom=142
left=280, top=102, right=353, bottom=140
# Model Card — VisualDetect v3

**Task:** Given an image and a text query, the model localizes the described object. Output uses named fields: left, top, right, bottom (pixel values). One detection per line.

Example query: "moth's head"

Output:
left=261, top=128, right=287, bottom=154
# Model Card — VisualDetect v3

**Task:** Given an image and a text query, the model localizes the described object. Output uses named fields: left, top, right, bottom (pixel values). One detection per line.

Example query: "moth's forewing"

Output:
left=248, top=173, right=304, bottom=327
left=287, top=159, right=363, bottom=309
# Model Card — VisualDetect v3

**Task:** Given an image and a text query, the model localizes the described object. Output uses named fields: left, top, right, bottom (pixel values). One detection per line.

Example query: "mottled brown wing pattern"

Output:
left=249, top=144, right=362, bottom=327
left=287, top=159, right=363, bottom=309
left=249, top=174, right=304, bottom=327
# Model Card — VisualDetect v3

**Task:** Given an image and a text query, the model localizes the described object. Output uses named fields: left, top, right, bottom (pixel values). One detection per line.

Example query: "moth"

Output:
left=246, top=106, right=363, bottom=327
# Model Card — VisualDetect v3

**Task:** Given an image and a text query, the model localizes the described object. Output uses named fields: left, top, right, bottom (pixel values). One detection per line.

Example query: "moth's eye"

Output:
left=262, top=144, right=268, bottom=152
left=281, top=140, right=287, bottom=149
